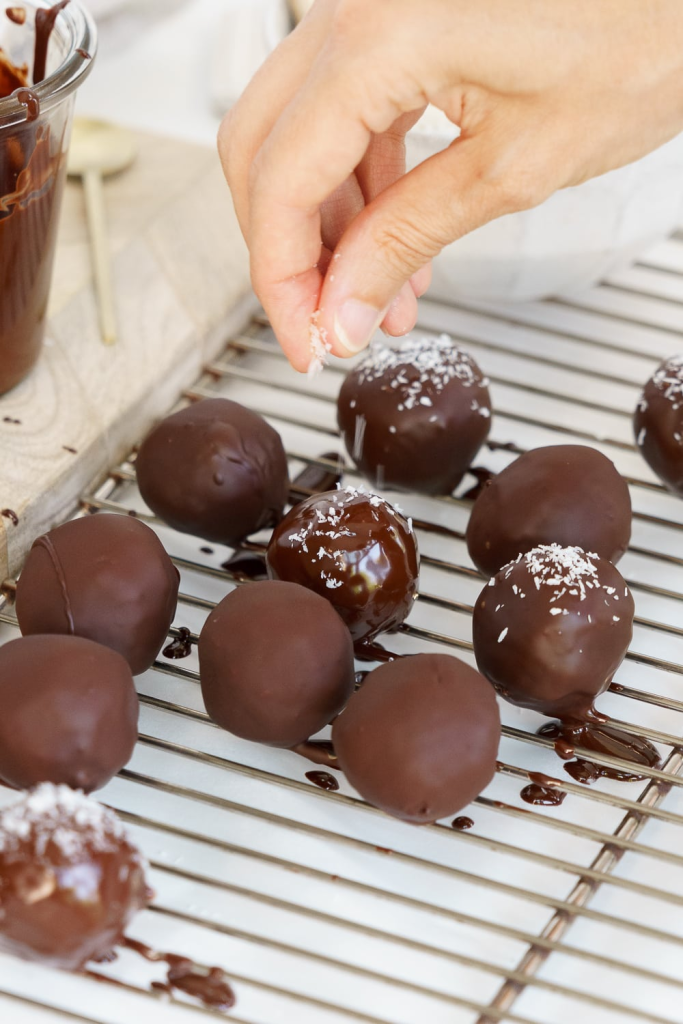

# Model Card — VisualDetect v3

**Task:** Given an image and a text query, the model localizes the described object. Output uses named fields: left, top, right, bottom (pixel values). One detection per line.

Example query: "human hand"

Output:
left=219, top=0, right=683, bottom=371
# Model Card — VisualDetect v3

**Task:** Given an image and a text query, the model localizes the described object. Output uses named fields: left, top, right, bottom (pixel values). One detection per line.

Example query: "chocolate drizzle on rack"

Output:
left=121, top=938, right=236, bottom=1011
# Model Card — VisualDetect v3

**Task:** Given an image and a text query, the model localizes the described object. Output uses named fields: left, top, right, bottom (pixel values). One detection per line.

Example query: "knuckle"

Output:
left=374, top=216, right=443, bottom=277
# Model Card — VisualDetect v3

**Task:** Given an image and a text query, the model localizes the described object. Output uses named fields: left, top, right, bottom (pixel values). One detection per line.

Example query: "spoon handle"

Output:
left=83, top=168, right=117, bottom=346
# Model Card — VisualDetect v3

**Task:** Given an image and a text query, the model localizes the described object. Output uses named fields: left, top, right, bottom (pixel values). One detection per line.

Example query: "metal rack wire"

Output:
left=3, top=242, right=683, bottom=1022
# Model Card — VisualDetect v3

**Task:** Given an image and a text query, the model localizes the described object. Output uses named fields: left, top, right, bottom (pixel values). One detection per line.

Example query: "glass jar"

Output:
left=0, top=1, right=96, bottom=395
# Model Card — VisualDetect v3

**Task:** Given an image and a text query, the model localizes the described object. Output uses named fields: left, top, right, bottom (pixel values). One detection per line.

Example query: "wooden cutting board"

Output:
left=0, top=129, right=254, bottom=582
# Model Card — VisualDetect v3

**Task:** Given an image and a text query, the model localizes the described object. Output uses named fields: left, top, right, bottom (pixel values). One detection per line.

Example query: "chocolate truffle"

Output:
left=337, top=335, right=491, bottom=495
left=266, top=486, right=419, bottom=642
left=199, top=580, right=355, bottom=747
left=16, top=514, right=179, bottom=675
left=466, top=445, right=631, bottom=577
left=135, top=399, right=289, bottom=545
left=0, top=784, right=148, bottom=970
left=472, top=544, right=634, bottom=719
left=0, top=635, right=138, bottom=792
left=634, top=356, right=683, bottom=494
left=332, top=654, right=500, bottom=823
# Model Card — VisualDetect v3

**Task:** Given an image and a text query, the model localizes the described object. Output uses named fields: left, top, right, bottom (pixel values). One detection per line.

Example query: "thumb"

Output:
left=319, top=135, right=545, bottom=357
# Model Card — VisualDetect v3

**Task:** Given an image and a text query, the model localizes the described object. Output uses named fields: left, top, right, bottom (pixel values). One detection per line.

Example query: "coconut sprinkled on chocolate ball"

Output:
left=0, top=784, right=148, bottom=970
left=635, top=356, right=683, bottom=494
left=267, top=485, right=419, bottom=642
left=473, top=544, right=633, bottom=719
left=337, top=335, right=491, bottom=495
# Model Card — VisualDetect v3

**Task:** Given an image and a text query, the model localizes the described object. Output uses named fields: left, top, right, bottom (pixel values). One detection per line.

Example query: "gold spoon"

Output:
left=67, top=118, right=137, bottom=347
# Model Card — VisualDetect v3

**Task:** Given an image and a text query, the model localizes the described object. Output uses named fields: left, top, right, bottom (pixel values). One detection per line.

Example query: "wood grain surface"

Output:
left=0, top=130, right=253, bottom=581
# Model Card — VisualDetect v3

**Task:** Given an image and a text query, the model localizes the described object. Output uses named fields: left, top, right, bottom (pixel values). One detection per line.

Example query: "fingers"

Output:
left=316, top=130, right=553, bottom=354
left=247, top=33, right=427, bottom=370
left=217, top=0, right=337, bottom=238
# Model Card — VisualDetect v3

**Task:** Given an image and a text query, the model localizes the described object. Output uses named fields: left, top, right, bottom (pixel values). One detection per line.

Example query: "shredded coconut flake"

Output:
left=649, top=356, right=683, bottom=408
left=307, top=310, right=332, bottom=377
left=350, top=333, right=486, bottom=413
left=0, top=784, right=129, bottom=863
left=494, top=544, right=625, bottom=618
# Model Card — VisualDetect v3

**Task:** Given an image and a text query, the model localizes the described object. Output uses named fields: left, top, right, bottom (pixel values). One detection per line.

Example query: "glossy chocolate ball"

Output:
left=199, top=580, right=355, bottom=747
left=16, top=514, right=179, bottom=675
left=466, top=445, right=631, bottom=577
left=0, top=635, right=138, bottom=792
left=0, top=784, right=148, bottom=969
left=472, top=544, right=634, bottom=719
left=634, top=356, right=683, bottom=493
left=266, top=486, right=419, bottom=642
left=337, top=335, right=491, bottom=495
left=333, top=654, right=500, bottom=823
left=135, top=398, right=289, bottom=545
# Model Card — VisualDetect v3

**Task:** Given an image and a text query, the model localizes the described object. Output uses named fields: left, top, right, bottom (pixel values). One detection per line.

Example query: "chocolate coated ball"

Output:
left=266, top=486, right=419, bottom=642
left=333, top=654, right=500, bottom=823
left=337, top=335, right=491, bottom=495
left=0, top=784, right=148, bottom=969
left=466, top=445, right=631, bottom=577
left=0, top=635, right=138, bottom=791
left=199, top=580, right=355, bottom=747
left=16, top=514, right=179, bottom=675
left=634, top=356, right=683, bottom=494
left=472, top=544, right=634, bottom=719
left=135, top=398, right=289, bottom=545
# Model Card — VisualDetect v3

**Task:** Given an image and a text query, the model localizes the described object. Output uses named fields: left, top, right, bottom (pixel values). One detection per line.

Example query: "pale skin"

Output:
left=218, top=0, right=683, bottom=371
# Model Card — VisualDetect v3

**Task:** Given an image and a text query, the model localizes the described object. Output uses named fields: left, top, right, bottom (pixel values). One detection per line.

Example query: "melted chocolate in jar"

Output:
left=122, top=938, right=236, bottom=1012
left=162, top=627, right=193, bottom=660
left=305, top=770, right=340, bottom=791
left=538, top=717, right=661, bottom=783
left=33, top=0, right=69, bottom=84
left=0, top=2, right=70, bottom=394
left=6, top=8, right=27, bottom=25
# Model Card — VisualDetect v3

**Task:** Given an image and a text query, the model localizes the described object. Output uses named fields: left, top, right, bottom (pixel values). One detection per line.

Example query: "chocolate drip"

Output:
left=15, top=85, right=38, bottom=119
left=6, top=7, right=26, bottom=24
left=451, top=816, right=474, bottom=830
left=305, top=770, right=339, bottom=791
left=62, top=444, right=77, bottom=454
left=3, top=415, right=21, bottom=423
left=162, top=627, right=192, bottom=660
left=538, top=717, right=661, bottom=783
left=76, top=47, right=90, bottom=59
left=1, top=508, right=18, bottom=525
left=521, top=783, right=566, bottom=807
left=33, top=0, right=69, bottom=84
left=290, top=452, right=345, bottom=502
left=220, top=550, right=268, bottom=581
left=354, top=641, right=398, bottom=663
left=486, top=440, right=519, bottom=453
left=34, top=533, right=75, bottom=632
left=292, top=740, right=340, bottom=770
left=462, top=467, right=496, bottom=500
left=122, top=938, right=235, bottom=1011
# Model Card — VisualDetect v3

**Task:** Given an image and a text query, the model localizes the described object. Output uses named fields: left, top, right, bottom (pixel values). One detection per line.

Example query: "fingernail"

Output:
left=334, top=299, right=386, bottom=354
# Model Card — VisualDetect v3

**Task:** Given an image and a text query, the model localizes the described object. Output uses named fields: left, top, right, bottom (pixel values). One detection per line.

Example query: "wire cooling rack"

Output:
left=4, top=238, right=683, bottom=1023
